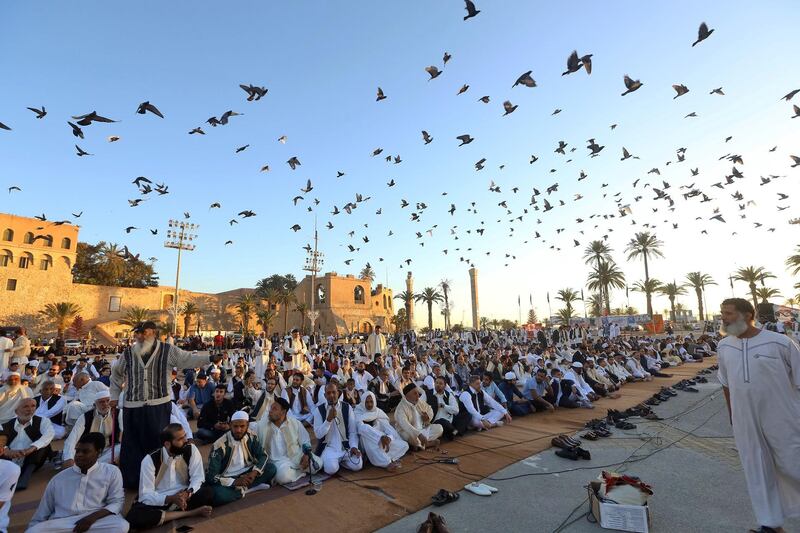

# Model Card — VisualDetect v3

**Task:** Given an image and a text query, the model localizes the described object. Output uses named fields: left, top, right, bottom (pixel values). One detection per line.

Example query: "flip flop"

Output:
left=465, top=482, right=492, bottom=496
left=480, top=483, right=498, bottom=493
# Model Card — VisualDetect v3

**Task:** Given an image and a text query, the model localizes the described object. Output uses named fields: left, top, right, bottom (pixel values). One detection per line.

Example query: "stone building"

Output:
left=0, top=213, right=395, bottom=341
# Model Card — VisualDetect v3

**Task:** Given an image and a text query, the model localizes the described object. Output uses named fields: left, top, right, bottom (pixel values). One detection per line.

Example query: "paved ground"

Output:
left=380, top=375, right=800, bottom=533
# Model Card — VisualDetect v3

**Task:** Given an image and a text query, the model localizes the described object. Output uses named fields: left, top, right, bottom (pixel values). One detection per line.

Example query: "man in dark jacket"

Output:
left=196, top=385, right=235, bottom=444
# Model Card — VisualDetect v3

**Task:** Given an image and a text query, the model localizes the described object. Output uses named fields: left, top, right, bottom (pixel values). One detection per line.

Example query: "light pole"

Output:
left=302, top=221, right=324, bottom=337
left=164, top=220, right=199, bottom=337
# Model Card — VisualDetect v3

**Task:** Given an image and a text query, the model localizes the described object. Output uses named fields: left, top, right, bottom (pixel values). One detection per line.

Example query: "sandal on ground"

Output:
left=431, top=489, right=460, bottom=506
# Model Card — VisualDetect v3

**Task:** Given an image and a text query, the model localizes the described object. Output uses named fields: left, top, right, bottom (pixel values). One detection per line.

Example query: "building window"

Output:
left=40, top=254, right=53, bottom=271
left=6, top=279, right=16, bottom=291
left=61, top=237, right=72, bottom=250
left=109, top=296, right=122, bottom=312
left=317, top=284, right=326, bottom=304
left=383, top=295, right=387, bottom=309
left=162, top=294, right=174, bottom=310
left=1, top=229, right=12, bottom=242
left=23, top=232, right=34, bottom=244
left=0, top=250, right=11, bottom=267
left=18, top=253, right=33, bottom=269
left=61, top=256, right=72, bottom=268
left=354, top=285, right=365, bottom=304
left=43, top=235, right=53, bottom=247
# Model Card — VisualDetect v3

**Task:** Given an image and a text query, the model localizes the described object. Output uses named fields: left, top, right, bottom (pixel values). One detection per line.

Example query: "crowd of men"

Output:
left=0, top=320, right=721, bottom=532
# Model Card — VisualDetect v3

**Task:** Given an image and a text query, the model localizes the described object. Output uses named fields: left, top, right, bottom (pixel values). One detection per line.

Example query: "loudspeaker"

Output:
left=757, top=302, right=775, bottom=323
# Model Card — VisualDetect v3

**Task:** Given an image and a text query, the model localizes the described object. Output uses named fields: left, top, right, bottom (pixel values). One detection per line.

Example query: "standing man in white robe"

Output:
left=365, top=325, right=388, bottom=361
left=27, top=432, right=129, bottom=533
left=718, top=298, right=800, bottom=533
left=284, top=329, right=308, bottom=372
left=253, top=333, right=272, bottom=385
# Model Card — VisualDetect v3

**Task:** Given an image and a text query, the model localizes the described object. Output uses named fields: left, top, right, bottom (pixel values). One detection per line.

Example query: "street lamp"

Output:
left=164, top=219, right=199, bottom=337
left=302, top=222, right=324, bottom=337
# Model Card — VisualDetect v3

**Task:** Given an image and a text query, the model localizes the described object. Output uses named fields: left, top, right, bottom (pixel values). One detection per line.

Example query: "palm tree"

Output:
left=39, top=302, right=82, bottom=339
left=119, top=306, right=151, bottom=327
left=583, top=240, right=613, bottom=270
left=785, top=297, right=798, bottom=308
left=479, top=317, right=489, bottom=329
left=557, top=307, right=575, bottom=323
left=632, top=279, right=662, bottom=316
left=658, top=282, right=687, bottom=323
left=391, top=308, right=408, bottom=332
left=755, top=287, right=781, bottom=304
left=587, top=293, right=604, bottom=317
left=359, top=264, right=376, bottom=281
left=587, top=259, right=626, bottom=313
left=625, top=232, right=664, bottom=317
left=180, top=301, right=199, bottom=337
left=235, top=293, right=258, bottom=334
left=489, top=319, right=500, bottom=330
left=294, top=302, right=309, bottom=333
left=786, top=245, right=800, bottom=276
left=555, top=288, right=580, bottom=318
left=414, top=287, right=443, bottom=330
left=255, top=307, right=277, bottom=334
left=733, top=266, right=776, bottom=312
left=439, top=278, right=452, bottom=332
left=393, top=290, right=415, bottom=330
left=683, top=272, right=716, bottom=322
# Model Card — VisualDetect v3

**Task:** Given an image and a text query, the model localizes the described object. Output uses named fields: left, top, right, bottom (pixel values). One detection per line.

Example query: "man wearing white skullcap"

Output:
left=62, top=389, right=121, bottom=469
left=0, top=371, right=31, bottom=424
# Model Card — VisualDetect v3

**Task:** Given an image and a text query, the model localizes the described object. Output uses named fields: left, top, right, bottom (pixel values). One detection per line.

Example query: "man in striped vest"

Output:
left=111, top=321, right=223, bottom=489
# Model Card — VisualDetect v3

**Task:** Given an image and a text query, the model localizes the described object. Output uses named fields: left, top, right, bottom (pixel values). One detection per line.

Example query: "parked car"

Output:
left=64, top=339, right=82, bottom=349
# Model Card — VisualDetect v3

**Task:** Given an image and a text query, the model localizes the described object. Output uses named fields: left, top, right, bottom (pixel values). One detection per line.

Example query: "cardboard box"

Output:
left=589, top=481, right=653, bottom=533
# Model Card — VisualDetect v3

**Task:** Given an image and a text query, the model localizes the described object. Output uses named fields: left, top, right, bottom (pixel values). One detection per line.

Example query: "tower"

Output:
left=406, top=271, right=415, bottom=330
left=469, top=267, right=479, bottom=330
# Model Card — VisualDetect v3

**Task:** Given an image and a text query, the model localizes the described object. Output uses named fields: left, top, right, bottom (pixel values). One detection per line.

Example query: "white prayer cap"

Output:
left=7, top=371, right=20, bottom=377
left=504, top=372, right=516, bottom=380
left=95, top=389, right=111, bottom=400
left=209, top=367, right=221, bottom=374
left=601, top=343, right=609, bottom=348
left=571, top=362, right=583, bottom=368
left=54, top=383, right=63, bottom=391
left=231, top=411, right=249, bottom=422
left=28, top=360, right=40, bottom=368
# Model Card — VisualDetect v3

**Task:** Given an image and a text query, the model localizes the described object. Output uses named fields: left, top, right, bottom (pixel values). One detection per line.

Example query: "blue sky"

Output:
left=1, top=1, right=798, bottom=326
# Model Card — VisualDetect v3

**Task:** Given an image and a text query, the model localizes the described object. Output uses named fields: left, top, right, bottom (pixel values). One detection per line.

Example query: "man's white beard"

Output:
left=133, top=338, right=156, bottom=356
left=720, top=319, right=748, bottom=337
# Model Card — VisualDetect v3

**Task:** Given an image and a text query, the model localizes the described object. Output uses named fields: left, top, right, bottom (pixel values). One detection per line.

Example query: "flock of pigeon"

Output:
left=2, top=1, right=799, bottom=276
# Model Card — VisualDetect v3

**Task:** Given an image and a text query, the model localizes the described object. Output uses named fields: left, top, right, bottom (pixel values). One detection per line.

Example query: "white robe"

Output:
left=718, top=329, right=800, bottom=527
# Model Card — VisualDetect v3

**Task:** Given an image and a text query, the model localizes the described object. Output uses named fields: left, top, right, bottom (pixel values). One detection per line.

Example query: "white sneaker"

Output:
left=246, top=483, right=271, bottom=494
left=480, top=483, right=498, bottom=493
left=464, top=482, right=492, bottom=496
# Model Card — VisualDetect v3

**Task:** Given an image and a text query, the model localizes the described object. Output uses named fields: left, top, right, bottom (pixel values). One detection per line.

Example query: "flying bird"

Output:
left=0, top=121, right=10, bottom=131
left=27, top=106, right=46, bottom=119
left=68, top=122, right=84, bottom=138
left=376, top=87, right=386, bottom=101
left=290, top=224, right=301, bottom=232
left=136, top=101, right=164, bottom=118
left=463, top=0, right=480, bottom=20
left=425, top=66, right=442, bottom=80
left=672, top=84, right=690, bottom=98
left=621, top=75, right=643, bottom=96
left=421, top=130, right=433, bottom=144
left=239, top=84, right=267, bottom=101
left=75, top=145, right=92, bottom=156
left=287, top=157, right=301, bottom=170
left=235, top=144, right=249, bottom=153
left=189, top=127, right=205, bottom=135
left=71, top=111, right=117, bottom=126
left=512, top=71, right=536, bottom=88
left=502, top=100, right=518, bottom=115
left=692, top=22, right=714, bottom=46
left=782, top=89, right=800, bottom=101
left=456, top=134, right=474, bottom=146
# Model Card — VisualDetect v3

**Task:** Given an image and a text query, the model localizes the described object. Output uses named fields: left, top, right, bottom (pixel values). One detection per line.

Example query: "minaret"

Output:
left=406, top=271, right=415, bottom=330
left=469, top=268, right=479, bottom=329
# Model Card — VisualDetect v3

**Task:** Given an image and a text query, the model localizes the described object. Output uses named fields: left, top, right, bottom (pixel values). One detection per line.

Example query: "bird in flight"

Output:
left=621, top=75, right=643, bottom=96
left=27, top=106, right=46, bottom=119
left=136, top=101, right=164, bottom=118
left=463, top=0, right=480, bottom=20
left=692, top=22, right=714, bottom=46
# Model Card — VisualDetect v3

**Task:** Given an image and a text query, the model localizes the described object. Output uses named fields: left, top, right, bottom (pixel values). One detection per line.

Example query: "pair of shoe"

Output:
left=418, top=512, right=451, bottom=533
left=645, top=398, right=661, bottom=406
left=660, top=388, right=678, bottom=397
left=581, top=431, right=599, bottom=441
left=464, top=482, right=498, bottom=496
left=696, top=376, right=708, bottom=383
left=551, top=435, right=582, bottom=449
left=615, top=421, right=636, bottom=430
left=431, top=489, right=459, bottom=506
left=606, top=409, right=628, bottom=423
left=555, top=446, right=591, bottom=460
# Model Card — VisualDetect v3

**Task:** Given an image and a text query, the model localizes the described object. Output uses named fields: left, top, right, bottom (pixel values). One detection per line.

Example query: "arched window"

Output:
left=383, top=295, right=387, bottom=309
left=317, top=284, right=326, bottom=304
left=43, top=235, right=53, bottom=247
left=61, top=256, right=72, bottom=268
left=61, top=237, right=72, bottom=250
left=1, top=229, right=12, bottom=242
left=354, top=285, right=365, bottom=304
left=18, top=252, right=33, bottom=269
left=23, top=232, right=34, bottom=244
left=40, top=254, right=53, bottom=271
left=0, top=249, right=12, bottom=267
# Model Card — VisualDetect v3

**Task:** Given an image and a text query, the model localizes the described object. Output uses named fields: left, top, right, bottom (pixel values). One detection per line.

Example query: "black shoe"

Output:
left=685, top=386, right=700, bottom=392
left=696, top=376, right=708, bottom=383
left=555, top=448, right=580, bottom=460
left=575, top=447, right=592, bottom=460
left=615, top=421, right=637, bottom=430
left=645, top=398, right=660, bottom=406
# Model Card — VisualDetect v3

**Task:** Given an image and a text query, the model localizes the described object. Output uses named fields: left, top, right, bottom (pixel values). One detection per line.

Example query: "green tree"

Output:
left=683, top=272, right=716, bottom=322
left=527, top=308, right=538, bottom=324
left=235, top=293, right=258, bottom=334
left=255, top=274, right=298, bottom=334
left=479, top=316, right=489, bottom=329
left=180, top=301, right=199, bottom=337
left=786, top=245, right=800, bottom=276
left=294, top=302, right=309, bottom=333
left=587, top=293, right=604, bottom=317
left=256, top=307, right=277, bottom=334
left=67, top=316, right=86, bottom=339
left=625, top=232, right=664, bottom=317
left=414, top=287, right=444, bottom=330
left=394, top=290, right=416, bottom=330
left=39, top=302, right=82, bottom=339
left=587, top=259, right=626, bottom=313
left=658, top=282, right=687, bottom=323
left=119, top=306, right=152, bottom=327
left=733, top=266, right=776, bottom=312
left=450, top=323, right=464, bottom=334
left=755, top=286, right=781, bottom=304
left=439, top=279, right=452, bottom=332
left=631, top=279, right=662, bottom=317
left=391, top=308, right=408, bottom=332
left=359, top=264, right=376, bottom=281
left=555, top=288, right=580, bottom=319
left=73, top=241, right=158, bottom=288
left=557, top=307, right=575, bottom=323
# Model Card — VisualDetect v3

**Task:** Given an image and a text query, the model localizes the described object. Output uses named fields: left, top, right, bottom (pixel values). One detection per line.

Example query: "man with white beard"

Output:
left=110, top=321, right=224, bottom=489
left=717, top=298, right=800, bottom=533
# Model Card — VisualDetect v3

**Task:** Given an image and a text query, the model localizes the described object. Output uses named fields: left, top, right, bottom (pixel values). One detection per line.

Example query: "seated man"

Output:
left=312, top=382, right=363, bottom=475
left=34, top=380, right=67, bottom=440
left=457, top=375, right=510, bottom=431
left=497, top=372, right=533, bottom=416
left=282, top=372, right=315, bottom=425
left=355, top=392, right=408, bottom=471
left=0, top=430, right=22, bottom=533
left=0, top=398, right=55, bottom=490
left=480, top=372, right=508, bottom=410
left=250, top=376, right=279, bottom=423
left=256, top=397, right=321, bottom=485
left=196, top=385, right=236, bottom=444
left=0, top=372, right=31, bottom=424
left=205, top=411, right=276, bottom=507
left=62, top=373, right=108, bottom=429
left=27, top=432, right=129, bottom=533
left=369, top=368, right=401, bottom=412
left=394, top=383, right=443, bottom=451
left=62, top=390, right=120, bottom=469
left=185, top=372, right=214, bottom=420
left=522, top=368, right=557, bottom=412
left=125, top=424, right=213, bottom=530
left=424, top=376, right=460, bottom=440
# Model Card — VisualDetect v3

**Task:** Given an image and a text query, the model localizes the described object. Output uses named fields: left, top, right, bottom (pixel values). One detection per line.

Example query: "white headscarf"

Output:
left=355, top=391, right=389, bottom=424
